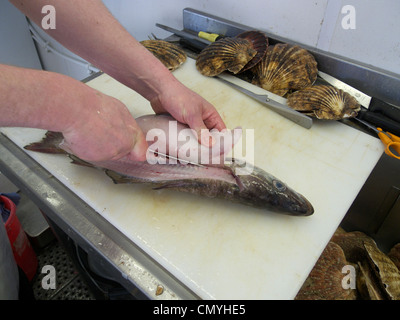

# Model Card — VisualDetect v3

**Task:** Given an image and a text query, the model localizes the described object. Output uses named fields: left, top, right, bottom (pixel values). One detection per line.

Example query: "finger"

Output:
left=202, top=108, right=227, bottom=132
left=209, top=117, right=227, bottom=131
left=189, top=119, right=216, bottom=147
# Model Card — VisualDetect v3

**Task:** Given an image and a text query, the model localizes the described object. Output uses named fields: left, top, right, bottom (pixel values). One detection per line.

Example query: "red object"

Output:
left=1, top=195, right=38, bottom=281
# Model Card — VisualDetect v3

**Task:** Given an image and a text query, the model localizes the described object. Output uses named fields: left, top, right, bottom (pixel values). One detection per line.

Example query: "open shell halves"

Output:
left=196, top=37, right=257, bottom=76
left=140, top=40, right=187, bottom=71
left=235, top=31, right=269, bottom=72
left=331, top=229, right=376, bottom=263
left=287, top=85, right=361, bottom=120
left=250, top=43, right=318, bottom=96
left=295, top=241, right=357, bottom=300
left=363, top=241, right=400, bottom=300
left=331, top=228, right=400, bottom=300
left=388, top=243, right=400, bottom=271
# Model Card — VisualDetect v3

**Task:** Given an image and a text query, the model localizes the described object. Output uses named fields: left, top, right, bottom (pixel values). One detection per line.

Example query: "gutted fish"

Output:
left=24, top=114, right=314, bottom=216
left=136, top=114, right=241, bottom=165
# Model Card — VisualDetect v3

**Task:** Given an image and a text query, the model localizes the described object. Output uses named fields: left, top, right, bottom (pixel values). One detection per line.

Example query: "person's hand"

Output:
left=60, top=91, right=148, bottom=162
left=149, top=79, right=227, bottom=147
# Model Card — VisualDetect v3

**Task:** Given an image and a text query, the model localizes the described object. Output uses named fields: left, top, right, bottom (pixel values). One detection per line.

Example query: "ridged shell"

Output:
left=388, top=243, right=400, bottom=271
left=295, top=242, right=357, bottom=300
left=331, top=229, right=376, bottom=263
left=363, top=241, right=400, bottom=300
left=287, top=85, right=361, bottom=120
left=250, top=43, right=318, bottom=96
left=196, top=37, right=257, bottom=76
left=357, top=259, right=386, bottom=300
left=235, top=31, right=268, bottom=72
left=140, top=40, right=187, bottom=71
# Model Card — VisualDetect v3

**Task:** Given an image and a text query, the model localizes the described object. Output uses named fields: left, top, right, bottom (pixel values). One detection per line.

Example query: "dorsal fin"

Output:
left=24, top=131, right=66, bottom=154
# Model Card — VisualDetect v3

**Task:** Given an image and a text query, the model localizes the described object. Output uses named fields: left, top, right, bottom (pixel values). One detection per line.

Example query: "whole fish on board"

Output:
left=24, top=114, right=314, bottom=216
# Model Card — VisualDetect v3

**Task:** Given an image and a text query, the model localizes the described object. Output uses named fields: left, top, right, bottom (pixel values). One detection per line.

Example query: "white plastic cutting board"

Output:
left=1, top=58, right=384, bottom=299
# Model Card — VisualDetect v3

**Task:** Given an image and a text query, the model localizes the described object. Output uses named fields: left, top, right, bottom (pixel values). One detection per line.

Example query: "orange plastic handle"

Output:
left=377, top=128, right=400, bottom=159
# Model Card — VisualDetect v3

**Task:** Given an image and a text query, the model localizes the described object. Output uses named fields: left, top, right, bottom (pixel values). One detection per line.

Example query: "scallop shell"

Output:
left=295, top=242, right=357, bottom=300
left=250, top=43, right=318, bottom=96
left=287, top=85, right=361, bottom=120
left=331, top=229, right=376, bottom=263
left=388, top=243, right=400, bottom=271
left=357, top=259, right=386, bottom=300
left=196, top=37, right=257, bottom=76
left=140, top=40, right=187, bottom=71
left=235, top=31, right=268, bottom=72
left=363, top=241, right=400, bottom=300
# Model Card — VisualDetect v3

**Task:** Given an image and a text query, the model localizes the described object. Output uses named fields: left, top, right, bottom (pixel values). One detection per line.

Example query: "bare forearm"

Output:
left=0, top=63, right=147, bottom=161
left=9, top=0, right=227, bottom=146
left=9, top=0, right=177, bottom=101
left=0, top=63, right=95, bottom=131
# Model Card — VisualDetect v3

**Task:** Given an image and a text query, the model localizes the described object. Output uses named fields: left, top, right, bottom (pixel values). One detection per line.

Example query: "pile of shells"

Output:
left=295, top=228, right=400, bottom=300
left=141, top=31, right=361, bottom=120
left=295, top=241, right=358, bottom=300
left=140, top=39, right=187, bottom=71
left=194, top=31, right=362, bottom=120
left=195, top=33, right=318, bottom=98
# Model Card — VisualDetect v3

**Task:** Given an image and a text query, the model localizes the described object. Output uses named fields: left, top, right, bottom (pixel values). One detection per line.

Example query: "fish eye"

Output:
left=273, top=180, right=286, bottom=192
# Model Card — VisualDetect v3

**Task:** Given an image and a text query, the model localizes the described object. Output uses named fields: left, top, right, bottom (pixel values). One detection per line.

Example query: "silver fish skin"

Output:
left=103, top=160, right=314, bottom=216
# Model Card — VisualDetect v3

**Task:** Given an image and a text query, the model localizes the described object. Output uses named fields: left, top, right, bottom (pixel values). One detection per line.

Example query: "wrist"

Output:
left=108, top=40, right=181, bottom=102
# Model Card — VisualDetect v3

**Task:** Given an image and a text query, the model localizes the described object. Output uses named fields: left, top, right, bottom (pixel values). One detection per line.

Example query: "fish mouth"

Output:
left=267, top=185, right=314, bottom=216
left=285, top=192, right=314, bottom=216
left=295, top=198, right=314, bottom=216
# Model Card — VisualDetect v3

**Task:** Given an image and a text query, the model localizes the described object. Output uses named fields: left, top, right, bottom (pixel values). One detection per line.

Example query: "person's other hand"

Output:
left=149, top=79, right=226, bottom=147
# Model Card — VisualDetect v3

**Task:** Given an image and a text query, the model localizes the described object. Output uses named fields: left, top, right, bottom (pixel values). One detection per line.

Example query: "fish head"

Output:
left=233, top=164, right=314, bottom=216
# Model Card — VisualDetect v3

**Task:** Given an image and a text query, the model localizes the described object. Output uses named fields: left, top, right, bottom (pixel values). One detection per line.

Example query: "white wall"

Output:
left=0, top=1, right=41, bottom=69
left=3, top=0, right=399, bottom=78
left=102, top=0, right=400, bottom=75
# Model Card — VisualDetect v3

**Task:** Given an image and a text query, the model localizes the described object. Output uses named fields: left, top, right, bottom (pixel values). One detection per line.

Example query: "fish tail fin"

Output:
left=24, top=131, right=66, bottom=154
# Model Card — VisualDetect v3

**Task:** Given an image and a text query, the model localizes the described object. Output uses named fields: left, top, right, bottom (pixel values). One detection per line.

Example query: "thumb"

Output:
left=126, top=130, right=148, bottom=162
